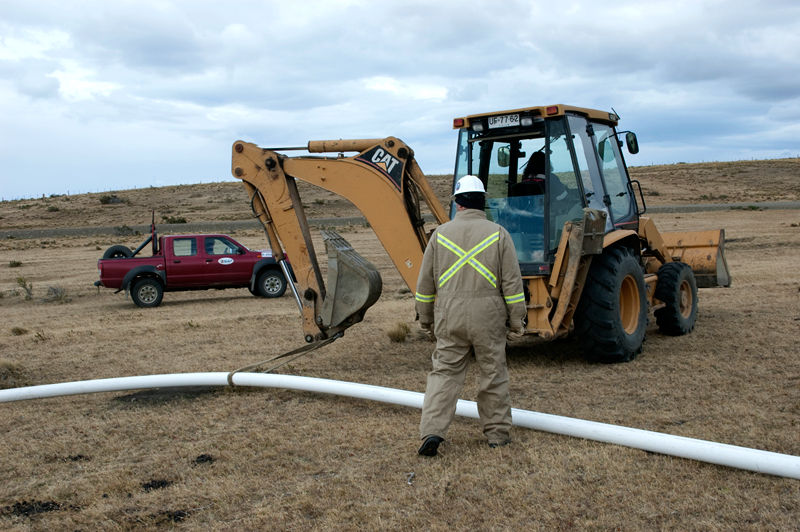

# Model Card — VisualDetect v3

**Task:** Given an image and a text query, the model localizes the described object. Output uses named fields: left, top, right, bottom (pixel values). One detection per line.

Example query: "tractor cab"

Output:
left=451, top=105, right=641, bottom=275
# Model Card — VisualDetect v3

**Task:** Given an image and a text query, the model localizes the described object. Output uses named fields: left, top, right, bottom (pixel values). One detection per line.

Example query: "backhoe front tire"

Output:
left=574, top=246, right=647, bottom=363
left=130, top=278, right=163, bottom=308
left=654, top=262, right=697, bottom=335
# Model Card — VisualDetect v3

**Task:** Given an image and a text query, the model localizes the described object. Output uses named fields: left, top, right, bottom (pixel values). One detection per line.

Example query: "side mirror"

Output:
left=626, top=131, right=639, bottom=154
left=497, top=145, right=510, bottom=168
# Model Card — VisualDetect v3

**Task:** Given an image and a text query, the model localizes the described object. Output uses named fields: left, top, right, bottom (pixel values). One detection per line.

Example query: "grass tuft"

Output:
left=0, top=359, right=29, bottom=389
left=386, top=322, right=411, bottom=343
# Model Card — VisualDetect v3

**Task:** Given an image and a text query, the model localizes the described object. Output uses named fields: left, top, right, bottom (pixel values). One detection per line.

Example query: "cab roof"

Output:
left=453, top=104, right=619, bottom=129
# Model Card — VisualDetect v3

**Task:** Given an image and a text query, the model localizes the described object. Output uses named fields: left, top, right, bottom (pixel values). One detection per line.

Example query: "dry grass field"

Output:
left=0, top=158, right=799, bottom=529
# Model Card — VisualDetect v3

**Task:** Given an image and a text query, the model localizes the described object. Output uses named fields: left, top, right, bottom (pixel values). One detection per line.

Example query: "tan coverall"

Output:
left=415, top=208, right=525, bottom=444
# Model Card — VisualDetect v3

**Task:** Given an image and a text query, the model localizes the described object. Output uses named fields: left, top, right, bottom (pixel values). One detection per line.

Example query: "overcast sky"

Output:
left=1, top=0, right=798, bottom=200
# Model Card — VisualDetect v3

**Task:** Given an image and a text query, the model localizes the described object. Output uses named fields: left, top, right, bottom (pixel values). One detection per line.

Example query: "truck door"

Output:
left=201, top=236, right=252, bottom=286
left=167, top=237, right=206, bottom=287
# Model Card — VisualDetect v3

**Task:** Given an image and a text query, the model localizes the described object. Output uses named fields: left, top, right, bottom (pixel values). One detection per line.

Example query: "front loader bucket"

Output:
left=319, top=230, right=383, bottom=330
left=661, top=229, right=731, bottom=288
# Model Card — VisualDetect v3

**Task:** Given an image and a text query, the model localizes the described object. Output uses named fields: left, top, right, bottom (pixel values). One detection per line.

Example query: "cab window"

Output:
left=205, top=237, right=237, bottom=255
left=172, top=238, right=197, bottom=257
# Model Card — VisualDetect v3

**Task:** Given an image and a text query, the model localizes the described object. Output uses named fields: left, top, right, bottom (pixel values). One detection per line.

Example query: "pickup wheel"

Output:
left=103, top=245, right=133, bottom=259
left=255, top=269, right=287, bottom=298
left=130, top=278, right=163, bottom=308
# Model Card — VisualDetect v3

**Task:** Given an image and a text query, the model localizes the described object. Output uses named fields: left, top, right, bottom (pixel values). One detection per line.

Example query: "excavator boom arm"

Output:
left=231, top=138, right=448, bottom=341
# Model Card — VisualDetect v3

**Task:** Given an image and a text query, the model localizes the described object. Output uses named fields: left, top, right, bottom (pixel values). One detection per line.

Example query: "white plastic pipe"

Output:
left=1, top=372, right=798, bottom=480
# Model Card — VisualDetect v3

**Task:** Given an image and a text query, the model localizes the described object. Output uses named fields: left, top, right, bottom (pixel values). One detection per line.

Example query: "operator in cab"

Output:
left=415, top=175, right=526, bottom=456
left=515, top=150, right=568, bottom=202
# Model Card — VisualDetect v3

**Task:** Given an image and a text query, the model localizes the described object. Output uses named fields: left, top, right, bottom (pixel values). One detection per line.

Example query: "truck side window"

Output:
left=173, top=237, right=197, bottom=257
left=205, top=237, right=236, bottom=255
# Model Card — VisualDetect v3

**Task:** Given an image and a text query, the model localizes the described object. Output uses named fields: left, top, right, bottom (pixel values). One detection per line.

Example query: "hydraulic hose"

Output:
left=0, top=372, right=798, bottom=480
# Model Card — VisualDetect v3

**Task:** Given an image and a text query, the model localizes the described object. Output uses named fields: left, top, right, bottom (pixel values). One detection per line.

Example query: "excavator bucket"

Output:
left=661, top=229, right=731, bottom=288
left=319, top=230, right=383, bottom=330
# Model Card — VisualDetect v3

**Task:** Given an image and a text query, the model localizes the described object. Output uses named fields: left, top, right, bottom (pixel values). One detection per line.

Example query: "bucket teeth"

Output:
left=319, top=230, right=383, bottom=330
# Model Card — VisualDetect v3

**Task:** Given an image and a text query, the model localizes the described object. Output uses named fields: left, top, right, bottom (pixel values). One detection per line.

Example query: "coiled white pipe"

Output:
left=1, top=372, right=798, bottom=480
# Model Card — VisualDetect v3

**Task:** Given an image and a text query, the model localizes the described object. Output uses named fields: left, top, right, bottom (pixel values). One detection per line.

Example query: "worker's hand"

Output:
left=420, top=322, right=436, bottom=341
left=506, top=325, right=525, bottom=342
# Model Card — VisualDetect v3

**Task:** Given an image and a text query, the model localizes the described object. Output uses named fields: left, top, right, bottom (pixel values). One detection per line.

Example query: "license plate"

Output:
left=488, top=114, right=519, bottom=129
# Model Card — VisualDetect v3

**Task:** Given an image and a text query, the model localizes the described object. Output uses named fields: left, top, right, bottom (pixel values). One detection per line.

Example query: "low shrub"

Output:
left=114, top=225, right=136, bottom=236
left=43, top=286, right=71, bottom=304
left=99, top=194, right=128, bottom=205
left=16, top=277, right=33, bottom=300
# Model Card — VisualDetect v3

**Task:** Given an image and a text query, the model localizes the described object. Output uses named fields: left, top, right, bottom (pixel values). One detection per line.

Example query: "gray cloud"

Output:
left=0, top=0, right=798, bottom=199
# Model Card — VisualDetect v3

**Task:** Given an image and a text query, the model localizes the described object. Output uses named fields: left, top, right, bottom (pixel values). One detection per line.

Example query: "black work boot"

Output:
left=418, top=435, right=444, bottom=456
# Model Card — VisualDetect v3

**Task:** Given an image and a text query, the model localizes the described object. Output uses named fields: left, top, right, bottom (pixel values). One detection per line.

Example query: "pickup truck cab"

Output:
left=96, top=232, right=290, bottom=308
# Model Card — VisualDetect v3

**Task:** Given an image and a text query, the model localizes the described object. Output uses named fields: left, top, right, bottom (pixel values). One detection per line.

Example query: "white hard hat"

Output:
left=454, top=175, right=485, bottom=195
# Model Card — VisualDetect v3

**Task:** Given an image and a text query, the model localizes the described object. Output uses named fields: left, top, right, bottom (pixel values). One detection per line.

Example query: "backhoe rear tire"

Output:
left=654, top=262, right=697, bottom=335
left=574, top=246, right=647, bottom=363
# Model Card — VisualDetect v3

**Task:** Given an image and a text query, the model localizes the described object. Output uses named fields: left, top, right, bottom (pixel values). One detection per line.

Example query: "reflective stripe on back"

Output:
left=437, top=231, right=500, bottom=288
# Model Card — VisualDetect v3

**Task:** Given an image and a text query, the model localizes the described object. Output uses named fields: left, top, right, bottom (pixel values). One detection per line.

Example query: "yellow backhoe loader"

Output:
left=231, top=104, right=730, bottom=362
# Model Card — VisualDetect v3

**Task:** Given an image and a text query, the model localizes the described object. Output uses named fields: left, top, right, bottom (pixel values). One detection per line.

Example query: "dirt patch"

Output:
left=1, top=500, right=67, bottom=517
left=141, top=479, right=172, bottom=492
left=152, top=509, right=190, bottom=524
left=193, top=454, right=214, bottom=465
left=113, top=386, right=220, bottom=405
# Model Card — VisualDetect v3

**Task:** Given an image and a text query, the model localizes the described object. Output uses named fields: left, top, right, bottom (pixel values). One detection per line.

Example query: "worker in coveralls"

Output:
left=415, top=174, right=526, bottom=456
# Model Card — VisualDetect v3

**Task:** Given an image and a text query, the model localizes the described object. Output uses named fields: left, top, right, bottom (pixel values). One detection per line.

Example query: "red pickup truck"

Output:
left=95, top=230, right=291, bottom=308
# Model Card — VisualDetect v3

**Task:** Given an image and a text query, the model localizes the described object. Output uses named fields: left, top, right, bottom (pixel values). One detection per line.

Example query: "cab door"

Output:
left=590, top=121, right=639, bottom=231
left=566, top=114, right=640, bottom=233
left=167, top=237, right=206, bottom=287
left=201, top=236, right=252, bottom=286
